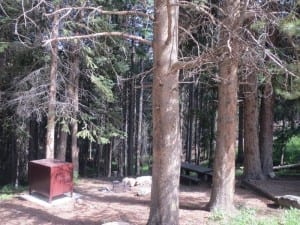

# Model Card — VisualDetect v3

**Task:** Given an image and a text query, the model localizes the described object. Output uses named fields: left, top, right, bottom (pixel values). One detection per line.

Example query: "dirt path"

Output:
left=0, top=177, right=297, bottom=225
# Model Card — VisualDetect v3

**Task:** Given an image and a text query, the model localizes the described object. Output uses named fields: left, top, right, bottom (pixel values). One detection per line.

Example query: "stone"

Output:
left=102, top=222, right=130, bottom=225
left=268, top=172, right=276, bottom=179
left=76, top=198, right=84, bottom=204
left=136, top=186, right=151, bottom=196
left=122, top=177, right=136, bottom=187
left=112, top=180, right=127, bottom=192
left=135, top=176, right=152, bottom=186
left=277, top=195, right=300, bottom=209
left=98, top=186, right=111, bottom=192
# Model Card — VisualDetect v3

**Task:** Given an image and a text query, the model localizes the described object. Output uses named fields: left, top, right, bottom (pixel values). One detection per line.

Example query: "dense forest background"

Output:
left=0, top=0, right=299, bottom=190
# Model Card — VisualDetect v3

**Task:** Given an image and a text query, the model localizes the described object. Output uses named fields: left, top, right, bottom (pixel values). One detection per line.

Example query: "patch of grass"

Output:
left=281, top=208, right=300, bottom=225
left=0, top=184, right=27, bottom=201
left=275, top=169, right=300, bottom=177
left=208, top=207, right=300, bottom=225
left=0, top=193, right=13, bottom=200
left=228, top=208, right=257, bottom=225
left=208, top=210, right=226, bottom=224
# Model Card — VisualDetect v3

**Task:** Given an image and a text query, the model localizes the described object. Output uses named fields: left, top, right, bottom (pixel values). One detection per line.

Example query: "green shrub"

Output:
left=274, top=135, right=300, bottom=165
left=285, top=136, right=300, bottom=163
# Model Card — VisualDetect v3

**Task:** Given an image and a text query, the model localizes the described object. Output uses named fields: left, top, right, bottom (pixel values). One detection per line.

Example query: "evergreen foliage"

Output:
left=0, top=0, right=298, bottom=186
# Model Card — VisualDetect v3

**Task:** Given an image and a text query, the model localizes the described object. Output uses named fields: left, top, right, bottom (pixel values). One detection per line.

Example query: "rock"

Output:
left=135, top=176, right=152, bottom=186
left=112, top=180, right=127, bottom=192
left=268, top=172, right=276, bottom=179
left=102, top=222, right=131, bottom=225
left=122, top=177, right=136, bottom=187
left=98, top=186, right=111, bottom=192
left=76, top=198, right=84, bottom=204
left=136, top=186, right=151, bottom=196
left=277, top=195, right=300, bottom=209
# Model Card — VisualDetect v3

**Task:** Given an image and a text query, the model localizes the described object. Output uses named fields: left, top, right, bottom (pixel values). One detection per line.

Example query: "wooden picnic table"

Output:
left=180, top=162, right=213, bottom=184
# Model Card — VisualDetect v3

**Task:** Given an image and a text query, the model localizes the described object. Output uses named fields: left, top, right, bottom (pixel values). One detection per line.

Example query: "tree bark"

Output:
left=243, top=73, right=264, bottom=180
left=108, top=142, right=112, bottom=177
left=69, top=43, right=80, bottom=176
left=209, top=59, right=238, bottom=212
left=29, top=118, right=39, bottom=161
left=237, top=93, right=244, bottom=165
left=259, top=76, right=275, bottom=177
left=122, top=81, right=128, bottom=177
left=147, top=1, right=181, bottom=224
left=186, top=82, right=194, bottom=162
left=127, top=78, right=135, bottom=175
left=97, top=144, right=103, bottom=177
left=57, top=126, right=67, bottom=161
left=127, top=40, right=136, bottom=176
left=136, top=76, right=144, bottom=176
left=209, top=0, right=240, bottom=212
left=45, top=10, right=59, bottom=159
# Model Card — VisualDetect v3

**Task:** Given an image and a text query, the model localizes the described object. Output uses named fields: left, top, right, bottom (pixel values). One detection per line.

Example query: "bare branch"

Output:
left=179, top=26, right=201, bottom=56
left=44, top=6, right=154, bottom=20
left=179, top=1, right=218, bottom=24
left=42, top=31, right=152, bottom=46
left=14, top=0, right=47, bottom=48
left=244, top=29, right=297, bottom=77
left=172, top=51, right=215, bottom=71
left=0, top=2, right=9, bottom=17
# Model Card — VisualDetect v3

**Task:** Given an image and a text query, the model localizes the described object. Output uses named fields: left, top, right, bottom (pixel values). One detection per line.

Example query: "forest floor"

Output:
left=0, top=176, right=299, bottom=225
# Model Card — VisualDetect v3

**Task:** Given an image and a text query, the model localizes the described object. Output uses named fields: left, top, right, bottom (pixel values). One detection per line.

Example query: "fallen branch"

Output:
left=273, top=163, right=300, bottom=171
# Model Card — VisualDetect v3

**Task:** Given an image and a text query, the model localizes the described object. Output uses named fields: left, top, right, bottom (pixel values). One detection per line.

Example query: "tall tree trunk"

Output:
left=259, top=76, right=275, bottom=177
left=108, top=142, right=112, bottom=177
left=209, top=0, right=240, bottom=212
left=194, top=82, right=200, bottom=163
left=69, top=44, right=80, bottom=177
left=243, top=73, right=264, bottom=180
left=237, top=93, right=244, bottom=165
left=127, top=79, right=135, bottom=176
left=97, top=144, right=103, bottom=177
left=15, top=135, right=20, bottom=188
left=136, top=76, right=144, bottom=176
left=56, top=79, right=68, bottom=161
left=127, top=41, right=136, bottom=176
left=29, top=118, right=39, bottom=161
left=147, top=1, right=181, bottom=224
left=122, top=82, right=128, bottom=177
left=280, top=119, right=286, bottom=165
left=45, top=10, right=59, bottom=159
left=208, top=109, right=217, bottom=168
left=57, top=125, right=67, bottom=161
left=186, top=82, right=194, bottom=162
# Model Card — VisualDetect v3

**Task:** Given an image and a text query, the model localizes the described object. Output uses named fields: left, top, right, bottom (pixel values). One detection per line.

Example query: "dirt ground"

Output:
left=0, top=176, right=299, bottom=225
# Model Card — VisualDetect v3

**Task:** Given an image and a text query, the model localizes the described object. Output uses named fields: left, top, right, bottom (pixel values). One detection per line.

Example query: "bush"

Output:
left=285, top=136, right=300, bottom=163
left=274, top=135, right=300, bottom=165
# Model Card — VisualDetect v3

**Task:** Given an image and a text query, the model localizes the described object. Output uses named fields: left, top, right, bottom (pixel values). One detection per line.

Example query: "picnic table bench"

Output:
left=180, top=162, right=213, bottom=185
